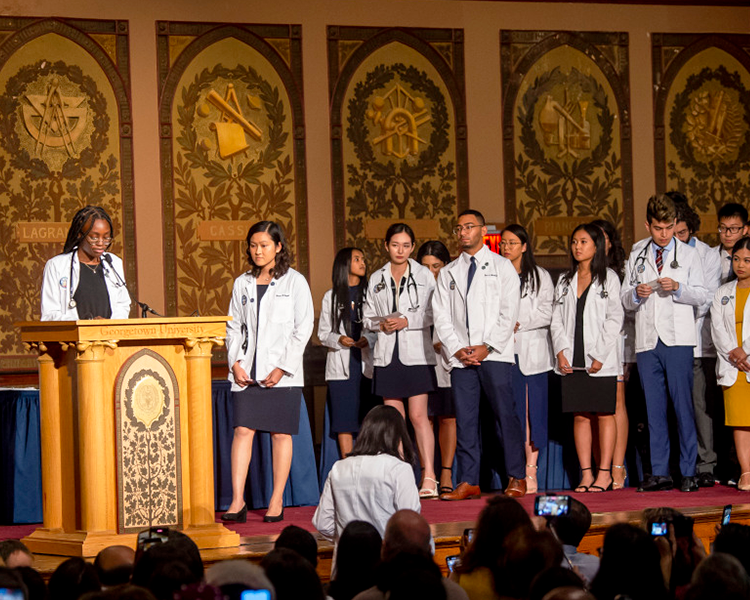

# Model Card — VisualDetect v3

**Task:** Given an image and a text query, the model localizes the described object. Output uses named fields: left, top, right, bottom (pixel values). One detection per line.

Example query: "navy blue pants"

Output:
left=452, top=361, right=525, bottom=485
left=637, top=340, right=697, bottom=478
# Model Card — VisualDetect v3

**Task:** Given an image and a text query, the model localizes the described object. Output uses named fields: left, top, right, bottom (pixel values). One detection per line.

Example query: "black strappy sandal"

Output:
left=575, top=467, right=593, bottom=493
left=439, top=466, right=454, bottom=495
left=589, top=467, right=613, bottom=493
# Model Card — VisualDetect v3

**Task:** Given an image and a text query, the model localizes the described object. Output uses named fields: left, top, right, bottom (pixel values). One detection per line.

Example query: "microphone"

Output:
left=103, top=254, right=164, bottom=318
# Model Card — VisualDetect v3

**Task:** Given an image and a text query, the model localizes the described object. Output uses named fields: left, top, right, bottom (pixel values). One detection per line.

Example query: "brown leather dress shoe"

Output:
left=439, top=481, right=481, bottom=501
left=504, top=477, right=527, bottom=497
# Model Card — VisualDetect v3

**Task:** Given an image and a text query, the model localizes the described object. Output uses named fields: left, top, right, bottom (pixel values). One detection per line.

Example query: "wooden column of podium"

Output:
left=15, top=317, right=240, bottom=557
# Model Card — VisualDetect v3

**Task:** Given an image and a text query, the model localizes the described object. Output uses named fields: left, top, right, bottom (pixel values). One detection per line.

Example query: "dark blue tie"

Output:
left=467, top=256, right=477, bottom=292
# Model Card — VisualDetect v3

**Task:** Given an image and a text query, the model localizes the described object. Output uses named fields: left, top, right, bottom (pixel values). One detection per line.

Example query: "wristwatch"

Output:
left=485, top=343, right=495, bottom=354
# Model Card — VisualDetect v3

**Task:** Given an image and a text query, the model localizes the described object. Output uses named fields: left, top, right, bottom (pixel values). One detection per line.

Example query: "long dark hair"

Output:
left=500, top=224, right=540, bottom=294
left=590, top=219, right=625, bottom=280
left=565, top=223, right=608, bottom=287
left=331, top=247, right=367, bottom=336
left=729, top=236, right=750, bottom=282
left=416, top=240, right=451, bottom=266
left=348, top=405, right=415, bottom=465
left=244, top=221, right=291, bottom=279
left=63, top=206, right=114, bottom=254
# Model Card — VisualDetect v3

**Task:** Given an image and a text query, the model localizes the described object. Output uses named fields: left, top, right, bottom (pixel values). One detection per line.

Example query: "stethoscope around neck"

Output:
left=630, top=240, right=680, bottom=286
left=554, top=277, right=609, bottom=304
left=374, top=263, right=419, bottom=311
left=67, top=249, right=122, bottom=309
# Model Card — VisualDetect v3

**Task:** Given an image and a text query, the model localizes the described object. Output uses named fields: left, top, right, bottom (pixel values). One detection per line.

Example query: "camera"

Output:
left=445, top=555, right=461, bottom=573
left=241, top=591, right=271, bottom=600
left=650, top=521, right=668, bottom=536
left=722, top=504, right=732, bottom=526
left=534, top=495, right=571, bottom=517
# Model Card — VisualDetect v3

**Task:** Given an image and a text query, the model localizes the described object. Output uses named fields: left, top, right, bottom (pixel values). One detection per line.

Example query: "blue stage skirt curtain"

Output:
left=212, top=380, right=320, bottom=511
left=318, top=400, right=341, bottom=487
left=0, top=389, right=43, bottom=525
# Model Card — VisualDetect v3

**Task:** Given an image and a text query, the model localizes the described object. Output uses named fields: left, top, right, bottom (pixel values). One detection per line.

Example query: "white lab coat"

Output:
left=363, top=259, right=436, bottom=367
left=41, top=251, right=131, bottom=321
left=714, top=244, right=733, bottom=284
left=432, top=245, right=520, bottom=367
left=318, top=288, right=377, bottom=380
left=226, top=268, right=314, bottom=391
left=621, top=238, right=708, bottom=353
left=514, top=266, right=555, bottom=376
left=711, top=280, right=750, bottom=387
left=550, top=269, right=624, bottom=377
left=694, top=238, right=722, bottom=358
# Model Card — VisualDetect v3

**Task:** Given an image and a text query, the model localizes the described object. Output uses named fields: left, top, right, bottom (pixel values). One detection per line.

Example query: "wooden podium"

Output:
left=15, top=317, right=240, bottom=557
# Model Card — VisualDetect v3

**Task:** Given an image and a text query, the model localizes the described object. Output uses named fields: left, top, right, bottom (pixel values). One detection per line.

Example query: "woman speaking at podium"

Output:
left=40, top=205, right=130, bottom=321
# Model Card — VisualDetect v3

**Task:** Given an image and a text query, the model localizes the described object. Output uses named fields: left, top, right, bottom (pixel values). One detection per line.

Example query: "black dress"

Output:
left=561, top=284, right=616, bottom=414
left=74, top=263, right=111, bottom=319
left=232, top=284, right=301, bottom=435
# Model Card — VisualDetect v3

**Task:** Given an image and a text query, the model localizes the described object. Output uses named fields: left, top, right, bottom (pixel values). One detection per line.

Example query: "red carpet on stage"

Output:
left=1, top=486, right=744, bottom=541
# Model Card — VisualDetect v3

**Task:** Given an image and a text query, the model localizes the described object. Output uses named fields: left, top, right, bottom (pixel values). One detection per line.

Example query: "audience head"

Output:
left=589, top=523, right=667, bottom=600
left=541, top=589, right=596, bottom=600
left=81, top=586, right=157, bottom=600
left=349, top=405, right=415, bottom=465
left=718, top=202, right=749, bottom=251
left=261, top=548, right=324, bottom=600
left=685, top=552, right=750, bottom=600
left=0, top=567, right=27, bottom=600
left=382, top=509, right=432, bottom=561
left=94, top=545, right=136, bottom=588
left=48, top=556, right=101, bottom=600
left=14, top=567, right=45, bottom=600
left=458, top=495, right=533, bottom=573
left=493, top=527, right=563, bottom=600
left=131, top=529, right=203, bottom=600
left=0, top=540, right=33, bottom=569
left=549, top=497, right=592, bottom=548
left=529, top=567, right=585, bottom=600
left=274, top=525, right=318, bottom=569
left=205, top=560, right=275, bottom=600
left=329, top=520, right=382, bottom=600
left=375, top=552, right=446, bottom=600
left=713, top=522, right=750, bottom=576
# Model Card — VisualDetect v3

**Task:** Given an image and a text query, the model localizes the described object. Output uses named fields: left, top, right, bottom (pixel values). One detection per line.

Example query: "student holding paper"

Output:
left=363, top=223, right=438, bottom=498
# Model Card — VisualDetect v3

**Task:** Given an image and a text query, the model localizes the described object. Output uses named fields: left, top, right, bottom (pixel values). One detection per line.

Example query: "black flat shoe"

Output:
left=263, top=508, right=284, bottom=523
left=680, top=476, right=699, bottom=492
left=221, top=504, right=247, bottom=523
left=637, top=475, right=673, bottom=492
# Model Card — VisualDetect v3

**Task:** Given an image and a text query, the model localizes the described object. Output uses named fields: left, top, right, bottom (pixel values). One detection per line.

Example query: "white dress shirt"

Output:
left=312, top=454, right=420, bottom=545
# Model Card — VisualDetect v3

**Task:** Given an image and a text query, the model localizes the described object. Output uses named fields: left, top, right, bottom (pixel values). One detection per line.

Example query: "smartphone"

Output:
left=137, top=526, right=170, bottom=551
left=722, top=505, right=732, bottom=526
left=534, top=495, right=571, bottom=517
left=463, top=528, right=475, bottom=544
left=445, top=554, right=461, bottom=573
left=650, top=521, right=668, bottom=536
left=240, top=591, right=271, bottom=600
left=0, top=590, right=25, bottom=600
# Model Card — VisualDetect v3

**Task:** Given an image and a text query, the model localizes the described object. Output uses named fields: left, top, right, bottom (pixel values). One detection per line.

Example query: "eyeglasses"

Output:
left=85, top=234, right=113, bottom=246
left=718, top=225, right=745, bottom=234
left=500, top=241, right=520, bottom=248
left=454, top=224, right=479, bottom=235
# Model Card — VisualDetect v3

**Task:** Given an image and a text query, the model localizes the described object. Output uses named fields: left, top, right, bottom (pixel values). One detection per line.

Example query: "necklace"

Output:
left=81, top=261, right=100, bottom=273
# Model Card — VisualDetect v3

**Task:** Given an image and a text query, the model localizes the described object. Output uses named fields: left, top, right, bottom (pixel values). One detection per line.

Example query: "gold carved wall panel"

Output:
left=653, top=34, right=750, bottom=243
left=157, top=23, right=308, bottom=318
left=328, top=27, right=468, bottom=265
left=501, top=31, right=633, bottom=266
left=0, top=18, right=135, bottom=373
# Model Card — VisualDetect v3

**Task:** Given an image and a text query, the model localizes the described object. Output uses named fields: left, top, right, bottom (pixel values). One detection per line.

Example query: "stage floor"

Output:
left=6, top=485, right=750, bottom=581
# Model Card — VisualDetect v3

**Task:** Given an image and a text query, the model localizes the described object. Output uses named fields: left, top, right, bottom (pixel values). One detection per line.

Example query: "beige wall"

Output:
left=11, top=1, right=750, bottom=311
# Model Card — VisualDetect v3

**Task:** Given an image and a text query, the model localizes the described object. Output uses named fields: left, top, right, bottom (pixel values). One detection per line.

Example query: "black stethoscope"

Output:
left=554, top=277, right=608, bottom=304
left=374, top=264, right=419, bottom=311
left=630, top=240, right=680, bottom=286
left=66, top=249, right=122, bottom=309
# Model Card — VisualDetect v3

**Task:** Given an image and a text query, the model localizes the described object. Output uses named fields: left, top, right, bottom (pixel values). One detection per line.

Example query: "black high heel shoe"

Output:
left=221, top=504, right=247, bottom=523
left=263, top=508, right=284, bottom=523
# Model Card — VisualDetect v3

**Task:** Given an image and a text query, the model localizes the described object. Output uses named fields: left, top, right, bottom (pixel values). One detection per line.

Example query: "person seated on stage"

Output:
left=643, top=507, right=705, bottom=596
left=261, top=548, right=325, bottom=600
left=94, top=545, right=136, bottom=589
left=274, top=525, right=319, bottom=569
left=713, top=523, right=750, bottom=577
left=492, top=528, right=563, bottom=600
left=48, top=557, right=101, bottom=600
left=14, top=567, right=46, bottom=600
left=589, top=523, right=668, bottom=600
left=41, top=205, right=131, bottom=321
left=0, top=567, right=27, bottom=600
left=684, top=553, right=750, bottom=600
left=353, top=509, right=468, bottom=600
left=527, top=567, right=585, bottom=600
left=0, top=539, right=33, bottom=568
left=451, top=495, right=533, bottom=600
left=205, top=560, right=275, bottom=600
left=546, top=498, right=599, bottom=585
left=313, top=405, right=420, bottom=547
left=328, top=521, right=382, bottom=600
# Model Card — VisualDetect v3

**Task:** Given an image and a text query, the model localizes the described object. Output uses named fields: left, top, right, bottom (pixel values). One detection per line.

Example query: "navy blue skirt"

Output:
left=373, top=341, right=436, bottom=399
left=328, top=348, right=363, bottom=433
left=512, top=360, right=549, bottom=449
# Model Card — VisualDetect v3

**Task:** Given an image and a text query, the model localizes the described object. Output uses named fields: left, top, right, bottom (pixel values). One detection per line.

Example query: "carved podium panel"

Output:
left=15, top=317, right=239, bottom=557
